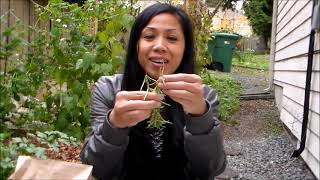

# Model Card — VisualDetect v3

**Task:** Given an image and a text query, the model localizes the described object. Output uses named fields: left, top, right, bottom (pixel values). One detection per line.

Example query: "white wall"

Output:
left=273, top=0, right=320, bottom=178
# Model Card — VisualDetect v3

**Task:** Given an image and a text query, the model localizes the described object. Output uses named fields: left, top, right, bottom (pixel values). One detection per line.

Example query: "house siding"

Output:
left=273, top=0, right=320, bottom=178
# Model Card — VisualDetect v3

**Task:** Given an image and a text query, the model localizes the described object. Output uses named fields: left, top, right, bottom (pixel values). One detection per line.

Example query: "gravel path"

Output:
left=229, top=66, right=269, bottom=95
left=224, top=135, right=316, bottom=179
left=218, top=99, right=316, bottom=180
left=216, top=66, right=316, bottom=179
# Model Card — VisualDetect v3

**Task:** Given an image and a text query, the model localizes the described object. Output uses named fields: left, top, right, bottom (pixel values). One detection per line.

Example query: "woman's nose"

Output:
left=152, top=38, right=166, bottom=52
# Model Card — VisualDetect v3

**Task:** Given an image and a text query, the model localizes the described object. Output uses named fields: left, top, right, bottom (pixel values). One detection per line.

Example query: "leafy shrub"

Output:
left=201, top=70, right=241, bottom=121
left=0, top=131, right=80, bottom=180
left=0, top=0, right=136, bottom=138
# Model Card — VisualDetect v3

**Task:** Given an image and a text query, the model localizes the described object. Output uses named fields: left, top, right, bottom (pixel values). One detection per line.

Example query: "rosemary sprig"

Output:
left=139, top=63, right=171, bottom=129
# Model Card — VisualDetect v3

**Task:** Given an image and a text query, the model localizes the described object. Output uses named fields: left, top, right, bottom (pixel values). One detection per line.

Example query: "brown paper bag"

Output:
left=9, top=156, right=94, bottom=180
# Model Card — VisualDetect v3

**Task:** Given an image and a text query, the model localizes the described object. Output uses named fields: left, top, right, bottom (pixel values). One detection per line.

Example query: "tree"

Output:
left=205, top=0, right=239, bottom=10
left=243, top=0, right=273, bottom=48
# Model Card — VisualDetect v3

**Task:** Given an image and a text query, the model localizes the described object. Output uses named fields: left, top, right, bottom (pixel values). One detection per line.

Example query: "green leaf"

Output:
left=111, top=42, right=123, bottom=58
left=34, top=147, right=46, bottom=159
left=81, top=52, right=95, bottom=72
left=54, top=68, right=68, bottom=85
left=121, top=14, right=135, bottom=28
left=106, top=22, right=115, bottom=36
left=99, top=63, right=112, bottom=74
left=51, top=27, right=61, bottom=37
left=56, top=112, right=68, bottom=130
left=98, top=31, right=107, bottom=44
left=76, top=59, right=84, bottom=70
left=53, top=47, right=65, bottom=64
left=63, top=95, right=74, bottom=111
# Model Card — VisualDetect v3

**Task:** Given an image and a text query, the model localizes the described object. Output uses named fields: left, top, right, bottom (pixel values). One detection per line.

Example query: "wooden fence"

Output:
left=239, top=36, right=269, bottom=53
left=1, top=0, right=50, bottom=72
left=0, top=0, right=50, bottom=39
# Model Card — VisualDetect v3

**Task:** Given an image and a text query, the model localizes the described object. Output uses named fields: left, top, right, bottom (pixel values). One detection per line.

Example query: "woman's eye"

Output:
left=167, top=36, right=177, bottom=41
left=143, top=34, right=155, bottom=40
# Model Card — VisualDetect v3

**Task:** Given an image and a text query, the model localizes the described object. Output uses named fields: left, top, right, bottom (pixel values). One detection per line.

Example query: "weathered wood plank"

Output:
left=283, top=84, right=319, bottom=114
left=315, top=32, right=320, bottom=51
left=0, top=0, right=10, bottom=72
left=281, top=107, right=320, bottom=173
left=281, top=96, right=319, bottom=137
left=275, top=36, right=309, bottom=60
left=277, top=0, right=288, bottom=17
left=277, top=0, right=311, bottom=35
left=301, top=145, right=320, bottom=179
left=274, top=54, right=320, bottom=71
left=291, top=118, right=319, bottom=160
left=276, top=19, right=311, bottom=51
left=0, top=0, right=10, bottom=36
left=274, top=71, right=320, bottom=92
left=277, top=0, right=296, bottom=26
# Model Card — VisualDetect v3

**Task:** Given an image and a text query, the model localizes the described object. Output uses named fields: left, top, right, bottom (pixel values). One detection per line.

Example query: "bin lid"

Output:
left=212, top=32, right=240, bottom=40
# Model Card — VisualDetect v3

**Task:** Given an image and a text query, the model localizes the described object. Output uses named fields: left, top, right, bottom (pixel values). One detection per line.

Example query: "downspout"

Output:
left=264, top=0, right=278, bottom=92
left=292, top=0, right=320, bottom=158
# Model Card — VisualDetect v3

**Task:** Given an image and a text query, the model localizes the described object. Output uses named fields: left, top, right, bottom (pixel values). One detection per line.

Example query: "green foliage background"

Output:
left=0, top=1, right=241, bottom=178
left=243, top=0, right=273, bottom=40
left=1, top=0, right=136, bottom=139
left=202, top=70, right=241, bottom=121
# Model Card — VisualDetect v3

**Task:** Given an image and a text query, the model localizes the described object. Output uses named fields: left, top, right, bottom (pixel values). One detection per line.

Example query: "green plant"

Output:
left=232, top=51, right=269, bottom=71
left=11, top=137, right=47, bottom=159
left=264, top=111, right=283, bottom=135
left=0, top=132, right=17, bottom=180
left=0, top=133, right=46, bottom=180
left=28, top=131, right=80, bottom=152
left=0, top=131, right=80, bottom=180
left=201, top=69, right=241, bottom=121
left=1, top=0, right=136, bottom=138
left=0, top=23, right=29, bottom=132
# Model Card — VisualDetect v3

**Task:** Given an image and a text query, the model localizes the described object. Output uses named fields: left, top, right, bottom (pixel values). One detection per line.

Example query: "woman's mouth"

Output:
left=150, top=58, right=168, bottom=67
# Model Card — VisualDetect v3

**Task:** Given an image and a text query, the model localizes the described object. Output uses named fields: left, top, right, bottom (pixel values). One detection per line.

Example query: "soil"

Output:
left=46, top=143, right=82, bottom=163
left=221, top=99, right=280, bottom=141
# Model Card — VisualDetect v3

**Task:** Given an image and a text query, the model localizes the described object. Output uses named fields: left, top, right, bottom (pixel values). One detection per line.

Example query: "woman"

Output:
left=81, top=3, right=226, bottom=180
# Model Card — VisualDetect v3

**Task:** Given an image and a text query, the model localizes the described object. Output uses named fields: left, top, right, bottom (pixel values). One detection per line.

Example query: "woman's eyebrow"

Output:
left=144, top=26, right=177, bottom=32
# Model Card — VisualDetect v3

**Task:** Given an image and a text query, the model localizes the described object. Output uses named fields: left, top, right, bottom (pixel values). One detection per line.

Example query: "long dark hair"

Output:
left=121, top=3, right=195, bottom=91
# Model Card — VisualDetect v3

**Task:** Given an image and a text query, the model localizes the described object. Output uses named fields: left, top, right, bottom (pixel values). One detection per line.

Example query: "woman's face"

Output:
left=137, top=13, right=185, bottom=79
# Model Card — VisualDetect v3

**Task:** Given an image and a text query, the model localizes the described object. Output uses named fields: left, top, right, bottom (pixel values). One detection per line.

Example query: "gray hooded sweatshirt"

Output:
left=80, top=74, right=226, bottom=179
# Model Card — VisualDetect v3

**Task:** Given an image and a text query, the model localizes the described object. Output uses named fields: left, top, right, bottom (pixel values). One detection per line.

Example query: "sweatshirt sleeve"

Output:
left=184, top=85, right=227, bottom=179
left=80, top=75, right=129, bottom=179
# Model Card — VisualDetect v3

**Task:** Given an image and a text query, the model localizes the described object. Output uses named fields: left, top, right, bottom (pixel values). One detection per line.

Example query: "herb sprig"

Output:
left=140, top=64, right=171, bottom=129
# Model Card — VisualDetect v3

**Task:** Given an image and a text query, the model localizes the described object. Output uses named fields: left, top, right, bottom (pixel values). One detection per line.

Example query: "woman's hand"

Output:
left=109, top=91, right=164, bottom=128
left=158, top=74, right=207, bottom=116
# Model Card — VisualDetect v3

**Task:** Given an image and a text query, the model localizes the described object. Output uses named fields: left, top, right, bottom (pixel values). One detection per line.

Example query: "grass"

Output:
left=232, top=51, right=270, bottom=71
left=264, top=111, right=283, bottom=135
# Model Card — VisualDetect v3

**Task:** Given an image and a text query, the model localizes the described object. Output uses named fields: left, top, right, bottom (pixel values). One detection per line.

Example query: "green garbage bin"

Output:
left=208, top=32, right=240, bottom=72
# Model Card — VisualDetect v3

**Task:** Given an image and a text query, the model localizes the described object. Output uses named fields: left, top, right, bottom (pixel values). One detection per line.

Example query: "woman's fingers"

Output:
left=159, top=73, right=202, bottom=83
left=159, top=81, right=203, bottom=94
left=118, top=91, right=164, bottom=101
left=126, top=110, right=152, bottom=126
left=110, top=109, right=152, bottom=128
left=109, top=90, right=164, bottom=128
left=161, top=89, right=194, bottom=101
left=115, top=100, right=162, bottom=112
left=158, top=73, right=207, bottom=115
